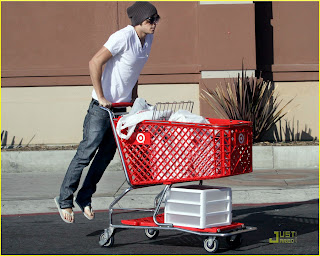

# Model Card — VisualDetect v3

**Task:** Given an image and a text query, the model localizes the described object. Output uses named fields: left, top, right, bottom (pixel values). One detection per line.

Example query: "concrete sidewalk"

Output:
left=1, top=163, right=318, bottom=215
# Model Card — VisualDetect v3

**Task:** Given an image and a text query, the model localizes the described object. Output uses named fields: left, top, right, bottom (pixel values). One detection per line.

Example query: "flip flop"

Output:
left=54, top=196, right=74, bottom=224
left=75, top=200, right=94, bottom=220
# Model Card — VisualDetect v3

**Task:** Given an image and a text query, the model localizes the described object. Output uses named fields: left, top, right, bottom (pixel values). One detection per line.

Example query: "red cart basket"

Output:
left=99, top=101, right=257, bottom=253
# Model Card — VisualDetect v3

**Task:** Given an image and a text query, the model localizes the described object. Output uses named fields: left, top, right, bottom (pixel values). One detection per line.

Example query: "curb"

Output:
left=253, top=145, right=319, bottom=169
left=1, top=186, right=318, bottom=215
left=1, top=146, right=319, bottom=173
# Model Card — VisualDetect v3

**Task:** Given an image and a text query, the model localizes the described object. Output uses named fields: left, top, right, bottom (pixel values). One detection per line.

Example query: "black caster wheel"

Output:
left=226, top=234, right=242, bottom=248
left=99, top=233, right=114, bottom=248
left=145, top=228, right=159, bottom=239
left=203, top=237, right=219, bottom=253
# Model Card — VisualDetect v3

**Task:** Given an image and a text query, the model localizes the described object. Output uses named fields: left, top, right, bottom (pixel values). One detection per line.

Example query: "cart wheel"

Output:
left=226, top=234, right=242, bottom=248
left=99, top=233, right=114, bottom=248
left=203, top=237, right=219, bottom=253
left=145, top=229, right=159, bottom=239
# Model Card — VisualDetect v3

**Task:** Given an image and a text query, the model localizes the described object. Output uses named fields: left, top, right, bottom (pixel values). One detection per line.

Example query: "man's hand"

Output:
left=98, top=97, right=112, bottom=108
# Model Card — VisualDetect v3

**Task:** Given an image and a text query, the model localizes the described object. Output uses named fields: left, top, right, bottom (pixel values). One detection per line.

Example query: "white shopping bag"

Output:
left=168, top=110, right=210, bottom=124
left=116, top=98, right=172, bottom=140
left=117, top=110, right=154, bottom=140
left=129, top=98, right=154, bottom=115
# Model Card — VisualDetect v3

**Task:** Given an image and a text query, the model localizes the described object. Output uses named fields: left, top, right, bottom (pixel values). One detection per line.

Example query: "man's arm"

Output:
left=89, top=47, right=113, bottom=108
left=131, top=80, right=139, bottom=103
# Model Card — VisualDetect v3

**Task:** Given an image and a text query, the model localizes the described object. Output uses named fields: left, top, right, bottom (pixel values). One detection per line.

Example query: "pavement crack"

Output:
left=275, top=169, right=289, bottom=186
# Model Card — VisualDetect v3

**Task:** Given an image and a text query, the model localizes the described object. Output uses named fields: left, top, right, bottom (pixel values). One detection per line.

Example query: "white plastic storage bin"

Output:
left=164, top=185, right=232, bottom=229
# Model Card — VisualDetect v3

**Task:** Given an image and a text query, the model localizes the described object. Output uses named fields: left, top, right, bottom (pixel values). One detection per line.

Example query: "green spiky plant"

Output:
left=200, top=68, right=294, bottom=142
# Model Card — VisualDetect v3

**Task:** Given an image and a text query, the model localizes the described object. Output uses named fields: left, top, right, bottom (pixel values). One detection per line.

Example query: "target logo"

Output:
left=133, top=132, right=151, bottom=145
left=136, top=133, right=146, bottom=143
left=238, top=133, right=245, bottom=144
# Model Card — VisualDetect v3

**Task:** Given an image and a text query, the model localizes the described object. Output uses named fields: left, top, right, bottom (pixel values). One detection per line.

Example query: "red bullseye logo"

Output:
left=131, top=132, right=151, bottom=145
left=136, top=133, right=146, bottom=144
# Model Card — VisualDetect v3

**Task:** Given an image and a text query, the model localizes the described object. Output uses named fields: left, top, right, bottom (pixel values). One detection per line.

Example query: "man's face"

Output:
left=140, top=14, right=160, bottom=34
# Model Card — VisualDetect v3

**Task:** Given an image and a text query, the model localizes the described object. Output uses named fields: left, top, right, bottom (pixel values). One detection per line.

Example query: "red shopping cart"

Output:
left=99, top=101, right=257, bottom=253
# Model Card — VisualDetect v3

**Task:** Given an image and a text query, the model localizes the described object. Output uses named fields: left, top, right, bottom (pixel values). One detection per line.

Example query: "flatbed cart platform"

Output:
left=99, top=101, right=257, bottom=253
left=120, top=213, right=257, bottom=252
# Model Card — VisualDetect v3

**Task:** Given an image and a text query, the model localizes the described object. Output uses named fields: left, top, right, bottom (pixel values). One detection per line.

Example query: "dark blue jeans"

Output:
left=59, top=99, right=122, bottom=210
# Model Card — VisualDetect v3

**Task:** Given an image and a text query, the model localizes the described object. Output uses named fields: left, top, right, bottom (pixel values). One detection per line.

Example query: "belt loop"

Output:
left=92, top=99, right=98, bottom=106
left=90, top=98, right=95, bottom=108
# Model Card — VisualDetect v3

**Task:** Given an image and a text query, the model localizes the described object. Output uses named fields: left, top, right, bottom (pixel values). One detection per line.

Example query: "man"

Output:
left=54, top=1, right=160, bottom=223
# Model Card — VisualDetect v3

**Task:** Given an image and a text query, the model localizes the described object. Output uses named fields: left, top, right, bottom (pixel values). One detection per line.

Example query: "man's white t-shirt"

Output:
left=92, top=25, right=153, bottom=103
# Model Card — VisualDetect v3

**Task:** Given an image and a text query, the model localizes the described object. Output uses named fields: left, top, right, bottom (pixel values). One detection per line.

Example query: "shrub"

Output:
left=200, top=69, right=294, bottom=142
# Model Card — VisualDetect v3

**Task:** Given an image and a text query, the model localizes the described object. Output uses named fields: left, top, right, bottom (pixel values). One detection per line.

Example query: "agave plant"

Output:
left=200, top=69, right=294, bottom=142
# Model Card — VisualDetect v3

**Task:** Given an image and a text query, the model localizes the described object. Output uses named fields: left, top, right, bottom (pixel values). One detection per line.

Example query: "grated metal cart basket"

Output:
left=99, top=101, right=257, bottom=253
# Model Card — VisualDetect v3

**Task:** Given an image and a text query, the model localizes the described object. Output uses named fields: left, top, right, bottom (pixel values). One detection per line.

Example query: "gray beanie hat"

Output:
left=127, top=1, right=158, bottom=26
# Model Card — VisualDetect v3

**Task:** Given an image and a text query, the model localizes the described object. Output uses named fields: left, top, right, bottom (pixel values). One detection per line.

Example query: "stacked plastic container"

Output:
left=164, top=185, right=232, bottom=229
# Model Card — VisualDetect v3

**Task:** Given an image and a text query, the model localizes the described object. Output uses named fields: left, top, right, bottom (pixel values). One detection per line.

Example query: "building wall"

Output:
left=272, top=81, right=319, bottom=142
left=199, top=1, right=319, bottom=142
left=1, top=1, right=318, bottom=146
left=255, top=1, right=319, bottom=81
left=271, top=1, right=319, bottom=81
left=1, top=1, right=202, bottom=87
left=1, top=84, right=199, bottom=145
left=1, top=2, right=116, bottom=86
left=265, top=2, right=319, bottom=141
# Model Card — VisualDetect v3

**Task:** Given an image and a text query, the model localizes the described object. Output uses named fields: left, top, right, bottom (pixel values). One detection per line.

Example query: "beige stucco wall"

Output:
left=2, top=81, right=317, bottom=146
left=270, top=81, right=319, bottom=141
left=138, top=84, right=200, bottom=115
left=1, top=84, right=200, bottom=146
left=1, top=86, right=92, bottom=146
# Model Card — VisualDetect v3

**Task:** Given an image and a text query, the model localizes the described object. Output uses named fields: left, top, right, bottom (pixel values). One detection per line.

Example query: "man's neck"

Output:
left=134, top=27, right=147, bottom=45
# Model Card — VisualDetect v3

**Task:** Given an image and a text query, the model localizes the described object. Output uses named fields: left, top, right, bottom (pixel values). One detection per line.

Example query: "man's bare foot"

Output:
left=63, top=208, right=74, bottom=223
left=54, top=197, right=74, bottom=224
left=83, top=206, right=94, bottom=220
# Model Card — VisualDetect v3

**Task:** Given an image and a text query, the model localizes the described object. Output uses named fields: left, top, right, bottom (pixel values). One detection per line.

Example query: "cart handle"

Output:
left=111, top=102, right=133, bottom=108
